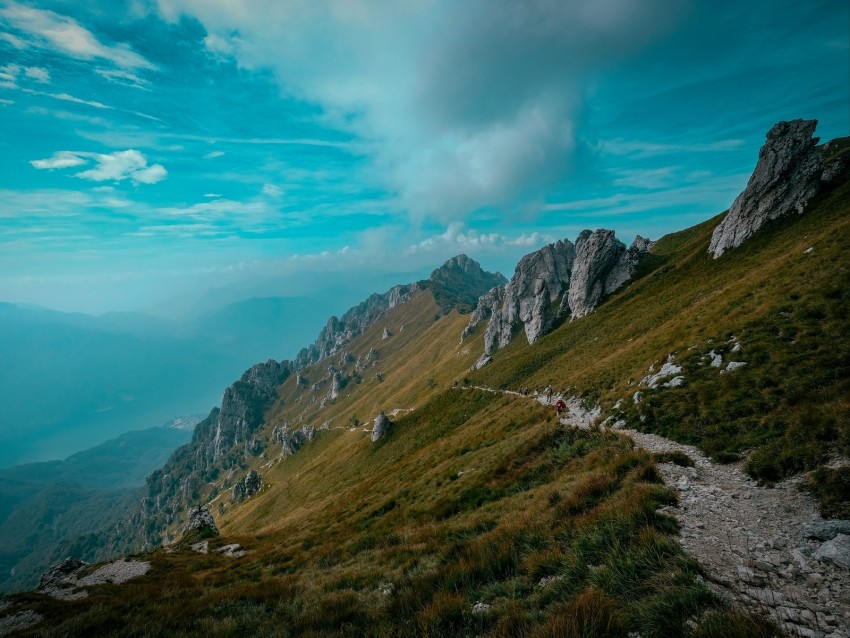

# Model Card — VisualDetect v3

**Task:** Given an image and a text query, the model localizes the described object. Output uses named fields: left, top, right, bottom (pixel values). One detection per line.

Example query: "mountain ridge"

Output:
left=4, top=120, right=849, bottom=637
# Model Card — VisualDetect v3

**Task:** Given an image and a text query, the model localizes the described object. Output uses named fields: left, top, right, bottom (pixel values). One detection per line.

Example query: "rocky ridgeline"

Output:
left=464, top=229, right=651, bottom=367
left=294, top=284, right=415, bottom=369
left=119, top=255, right=503, bottom=550
left=126, top=359, right=290, bottom=549
left=709, top=119, right=848, bottom=257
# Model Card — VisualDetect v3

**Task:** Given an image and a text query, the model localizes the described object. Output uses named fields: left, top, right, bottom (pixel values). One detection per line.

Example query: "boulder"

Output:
left=182, top=505, right=219, bottom=539
left=804, top=520, right=850, bottom=541
left=371, top=412, right=391, bottom=442
left=813, top=533, right=850, bottom=569
left=709, top=119, right=825, bottom=257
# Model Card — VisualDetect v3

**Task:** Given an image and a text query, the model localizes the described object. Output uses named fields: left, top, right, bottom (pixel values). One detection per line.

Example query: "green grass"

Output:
left=6, top=391, right=779, bottom=637
left=472, top=176, right=850, bottom=509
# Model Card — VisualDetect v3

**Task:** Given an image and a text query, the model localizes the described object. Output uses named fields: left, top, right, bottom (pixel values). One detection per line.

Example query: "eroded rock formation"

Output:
left=709, top=119, right=847, bottom=257
left=465, top=230, right=649, bottom=361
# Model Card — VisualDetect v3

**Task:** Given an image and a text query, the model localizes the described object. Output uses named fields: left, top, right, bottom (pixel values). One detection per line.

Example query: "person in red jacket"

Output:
left=555, top=399, right=567, bottom=415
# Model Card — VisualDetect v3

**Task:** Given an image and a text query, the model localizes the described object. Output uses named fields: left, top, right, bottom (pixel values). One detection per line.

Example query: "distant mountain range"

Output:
left=0, top=425, right=192, bottom=593
left=0, top=294, right=341, bottom=468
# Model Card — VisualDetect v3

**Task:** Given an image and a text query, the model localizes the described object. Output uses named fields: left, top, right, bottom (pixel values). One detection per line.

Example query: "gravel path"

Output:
left=463, top=386, right=850, bottom=637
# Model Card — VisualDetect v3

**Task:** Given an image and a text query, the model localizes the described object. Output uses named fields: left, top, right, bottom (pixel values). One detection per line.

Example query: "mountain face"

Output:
left=123, top=255, right=503, bottom=548
left=463, top=229, right=651, bottom=365
left=709, top=118, right=847, bottom=257
left=426, top=254, right=507, bottom=314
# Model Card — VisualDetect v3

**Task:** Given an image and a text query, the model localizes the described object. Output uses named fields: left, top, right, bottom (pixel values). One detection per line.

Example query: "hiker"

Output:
left=555, top=399, right=567, bottom=415
left=545, top=384, right=553, bottom=402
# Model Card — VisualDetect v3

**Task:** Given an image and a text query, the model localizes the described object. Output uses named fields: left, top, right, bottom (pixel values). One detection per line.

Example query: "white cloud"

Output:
left=203, top=192, right=222, bottom=198
left=0, top=32, right=26, bottom=48
left=96, top=68, right=150, bottom=89
left=131, top=163, right=168, bottom=184
left=0, top=1, right=155, bottom=69
left=612, top=167, right=677, bottom=190
left=596, top=138, right=745, bottom=158
left=203, top=32, right=235, bottom=57
left=203, top=150, right=225, bottom=159
left=0, top=64, right=19, bottom=83
left=406, top=221, right=551, bottom=256
left=51, top=92, right=111, bottom=109
left=261, top=183, right=282, bottom=197
left=0, top=98, right=13, bottom=106
left=30, top=151, right=87, bottom=170
left=159, top=198, right=268, bottom=220
left=24, top=66, right=49, bottom=82
left=157, top=0, right=686, bottom=221
left=30, top=149, right=168, bottom=184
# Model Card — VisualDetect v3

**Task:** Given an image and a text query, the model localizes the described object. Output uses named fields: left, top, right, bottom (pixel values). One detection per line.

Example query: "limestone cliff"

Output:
left=465, top=230, right=649, bottom=362
left=709, top=119, right=848, bottom=257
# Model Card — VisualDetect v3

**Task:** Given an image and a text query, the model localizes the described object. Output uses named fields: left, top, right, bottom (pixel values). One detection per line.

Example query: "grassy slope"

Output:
left=11, top=388, right=770, bottom=637
left=5, top=279, right=775, bottom=637
left=471, top=178, right=849, bottom=504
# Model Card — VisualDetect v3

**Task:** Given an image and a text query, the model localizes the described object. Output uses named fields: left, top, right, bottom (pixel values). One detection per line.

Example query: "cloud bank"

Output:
left=156, top=0, right=687, bottom=221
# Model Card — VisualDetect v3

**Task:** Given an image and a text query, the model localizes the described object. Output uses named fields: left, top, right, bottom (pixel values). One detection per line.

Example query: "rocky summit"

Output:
left=709, top=119, right=847, bottom=257
left=465, top=228, right=650, bottom=365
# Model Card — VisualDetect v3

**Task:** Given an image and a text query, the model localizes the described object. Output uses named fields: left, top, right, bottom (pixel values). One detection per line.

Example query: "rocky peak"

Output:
left=708, top=119, right=846, bottom=257
left=428, top=254, right=507, bottom=314
left=465, top=229, right=649, bottom=362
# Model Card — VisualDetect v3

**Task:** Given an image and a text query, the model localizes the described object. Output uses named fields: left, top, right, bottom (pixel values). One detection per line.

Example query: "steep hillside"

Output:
left=469, top=158, right=849, bottom=500
left=2, top=123, right=848, bottom=638
left=122, top=256, right=506, bottom=550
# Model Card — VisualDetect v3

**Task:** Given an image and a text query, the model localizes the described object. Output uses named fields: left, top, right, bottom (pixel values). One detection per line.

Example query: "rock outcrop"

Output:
left=182, top=505, right=219, bottom=539
left=568, top=230, right=647, bottom=318
left=465, top=230, right=649, bottom=357
left=37, top=558, right=87, bottom=598
left=36, top=557, right=150, bottom=600
left=708, top=119, right=847, bottom=257
left=274, top=424, right=316, bottom=457
left=195, top=359, right=292, bottom=466
left=371, top=412, right=391, bottom=442
left=231, top=470, right=262, bottom=502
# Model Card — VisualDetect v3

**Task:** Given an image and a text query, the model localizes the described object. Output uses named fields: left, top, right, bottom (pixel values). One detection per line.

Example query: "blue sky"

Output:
left=1, top=0, right=847, bottom=315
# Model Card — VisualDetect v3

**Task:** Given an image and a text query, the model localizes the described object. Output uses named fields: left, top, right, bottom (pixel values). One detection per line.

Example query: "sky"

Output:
left=0, top=0, right=847, bottom=316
